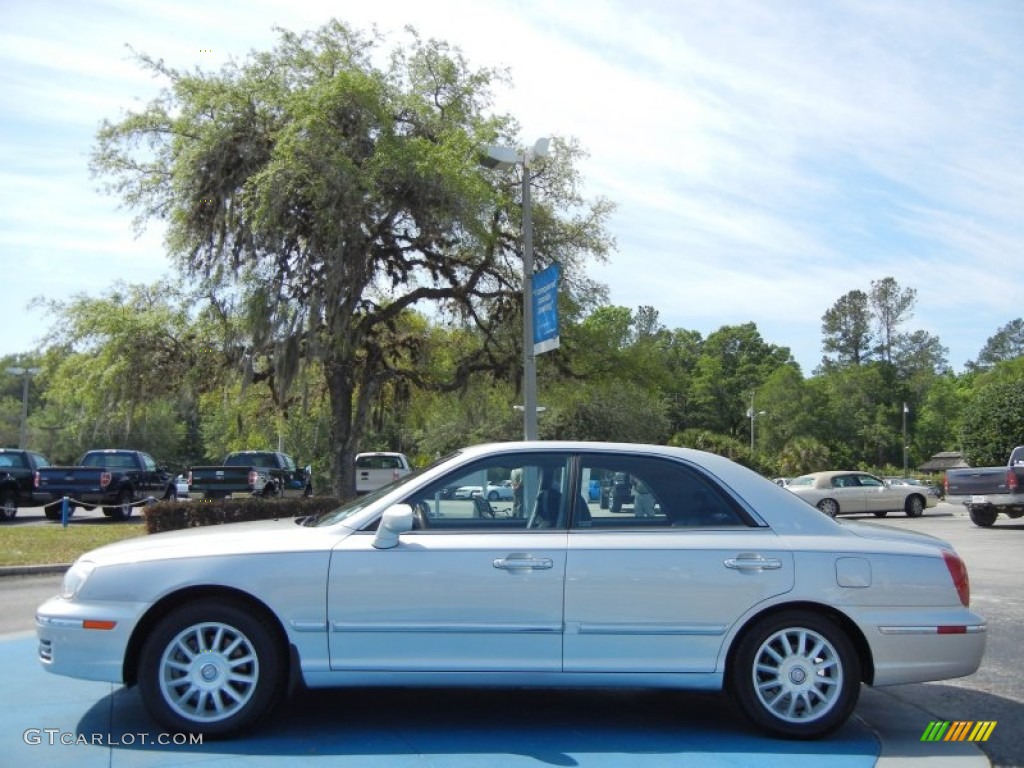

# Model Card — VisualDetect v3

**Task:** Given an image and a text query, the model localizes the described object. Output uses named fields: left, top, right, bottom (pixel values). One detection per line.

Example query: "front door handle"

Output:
left=493, top=555, right=554, bottom=570
left=724, top=553, right=782, bottom=571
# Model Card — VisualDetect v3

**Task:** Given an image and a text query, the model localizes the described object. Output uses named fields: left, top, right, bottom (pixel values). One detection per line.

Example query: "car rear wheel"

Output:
left=968, top=506, right=997, bottom=528
left=904, top=495, right=925, bottom=518
left=103, top=490, right=133, bottom=520
left=730, top=610, right=860, bottom=739
left=816, top=498, right=839, bottom=518
left=0, top=490, right=17, bottom=521
left=138, top=599, right=285, bottom=737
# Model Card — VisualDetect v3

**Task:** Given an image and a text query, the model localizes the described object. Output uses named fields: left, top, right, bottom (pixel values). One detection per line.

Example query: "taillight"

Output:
left=100, top=472, right=112, bottom=489
left=942, top=550, right=970, bottom=607
left=1009, top=469, right=1018, bottom=492
left=34, top=471, right=40, bottom=488
left=944, top=473, right=950, bottom=495
left=248, top=470, right=258, bottom=487
left=187, top=471, right=192, bottom=486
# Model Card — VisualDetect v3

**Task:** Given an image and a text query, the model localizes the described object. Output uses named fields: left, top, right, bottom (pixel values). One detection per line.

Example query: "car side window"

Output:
left=859, top=475, right=883, bottom=488
left=574, top=454, right=748, bottom=529
left=400, top=453, right=572, bottom=531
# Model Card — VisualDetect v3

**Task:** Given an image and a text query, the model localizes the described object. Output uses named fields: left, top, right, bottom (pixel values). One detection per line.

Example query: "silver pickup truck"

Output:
left=945, top=445, right=1024, bottom=527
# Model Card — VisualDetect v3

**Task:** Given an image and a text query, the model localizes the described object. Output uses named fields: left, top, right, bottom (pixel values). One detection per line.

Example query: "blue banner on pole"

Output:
left=532, top=264, right=560, bottom=355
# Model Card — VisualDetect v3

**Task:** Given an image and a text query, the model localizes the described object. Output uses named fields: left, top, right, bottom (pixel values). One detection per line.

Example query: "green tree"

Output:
left=969, top=318, right=1024, bottom=371
left=820, top=289, right=873, bottom=368
left=689, top=323, right=793, bottom=437
left=869, top=277, right=916, bottom=365
left=959, top=379, right=1024, bottom=466
left=32, top=283, right=212, bottom=467
left=777, top=437, right=831, bottom=477
left=91, top=21, right=613, bottom=495
left=544, top=380, right=670, bottom=444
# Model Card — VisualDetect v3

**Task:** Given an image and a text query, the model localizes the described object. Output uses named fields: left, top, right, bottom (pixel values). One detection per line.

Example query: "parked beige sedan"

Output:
left=786, top=470, right=938, bottom=518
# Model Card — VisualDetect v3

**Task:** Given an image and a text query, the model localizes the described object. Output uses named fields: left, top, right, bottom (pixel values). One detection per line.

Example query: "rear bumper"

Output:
left=847, top=605, right=987, bottom=686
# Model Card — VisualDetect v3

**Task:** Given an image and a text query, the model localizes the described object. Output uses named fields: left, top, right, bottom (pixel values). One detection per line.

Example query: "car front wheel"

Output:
left=816, top=498, right=839, bottom=518
left=0, top=490, right=17, bottom=521
left=138, top=599, right=285, bottom=737
left=730, top=610, right=860, bottom=739
left=904, top=495, right=925, bottom=518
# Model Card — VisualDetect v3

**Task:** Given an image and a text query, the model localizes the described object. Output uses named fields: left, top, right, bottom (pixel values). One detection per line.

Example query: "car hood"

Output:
left=79, top=518, right=350, bottom=568
left=838, top=520, right=953, bottom=552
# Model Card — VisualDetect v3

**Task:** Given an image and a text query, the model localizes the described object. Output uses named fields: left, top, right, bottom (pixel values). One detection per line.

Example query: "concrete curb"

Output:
left=0, top=563, right=70, bottom=577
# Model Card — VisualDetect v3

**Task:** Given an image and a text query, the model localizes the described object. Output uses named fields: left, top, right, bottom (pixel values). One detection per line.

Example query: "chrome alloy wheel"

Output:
left=158, top=621, right=260, bottom=723
left=750, top=626, right=843, bottom=724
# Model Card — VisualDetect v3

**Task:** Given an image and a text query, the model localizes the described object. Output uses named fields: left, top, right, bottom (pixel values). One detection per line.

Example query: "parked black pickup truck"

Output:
left=34, top=449, right=176, bottom=521
left=0, top=448, right=51, bottom=521
left=188, top=451, right=312, bottom=500
left=945, top=445, right=1024, bottom=527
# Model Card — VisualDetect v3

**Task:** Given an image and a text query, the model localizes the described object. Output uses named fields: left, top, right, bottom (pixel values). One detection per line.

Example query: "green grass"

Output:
left=0, top=523, right=147, bottom=567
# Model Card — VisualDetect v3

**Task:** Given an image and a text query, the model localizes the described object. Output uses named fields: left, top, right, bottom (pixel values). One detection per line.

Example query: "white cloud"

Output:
left=0, top=0, right=1021, bottom=375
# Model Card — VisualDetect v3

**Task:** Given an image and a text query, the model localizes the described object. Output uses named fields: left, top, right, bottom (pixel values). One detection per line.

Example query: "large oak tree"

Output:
left=92, top=21, right=613, bottom=494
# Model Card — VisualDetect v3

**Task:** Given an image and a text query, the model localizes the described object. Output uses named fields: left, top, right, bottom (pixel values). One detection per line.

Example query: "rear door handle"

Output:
left=494, top=556, right=553, bottom=570
left=724, top=554, right=782, bottom=571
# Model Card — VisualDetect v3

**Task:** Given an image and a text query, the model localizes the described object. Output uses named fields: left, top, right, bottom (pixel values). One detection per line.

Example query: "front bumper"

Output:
left=36, top=595, right=147, bottom=684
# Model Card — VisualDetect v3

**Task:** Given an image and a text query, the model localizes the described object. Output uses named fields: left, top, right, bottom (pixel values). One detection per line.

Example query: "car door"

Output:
left=564, top=453, right=794, bottom=674
left=858, top=473, right=894, bottom=512
left=326, top=451, right=571, bottom=673
left=139, top=452, right=161, bottom=496
left=829, top=473, right=867, bottom=514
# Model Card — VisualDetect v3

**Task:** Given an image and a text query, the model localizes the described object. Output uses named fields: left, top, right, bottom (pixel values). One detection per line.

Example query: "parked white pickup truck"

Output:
left=354, top=452, right=412, bottom=494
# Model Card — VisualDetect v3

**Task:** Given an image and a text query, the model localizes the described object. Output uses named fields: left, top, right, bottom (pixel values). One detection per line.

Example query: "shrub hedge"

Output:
left=144, top=496, right=344, bottom=534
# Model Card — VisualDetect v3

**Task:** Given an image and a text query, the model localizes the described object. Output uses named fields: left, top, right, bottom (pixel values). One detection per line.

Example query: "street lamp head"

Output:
left=479, top=144, right=520, bottom=171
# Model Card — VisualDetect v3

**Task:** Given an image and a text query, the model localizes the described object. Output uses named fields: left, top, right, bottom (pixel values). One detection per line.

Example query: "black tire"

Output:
left=103, top=489, right=133, bottom=520
left=44, top=504, right=61, bottom=521
left=138, top=599, right=285, bottom=737
left=904, top=495, right=925, bottom=518
left=261, top=484, right=277, bottom=498
left=0, top=490, right=17, bottom=521
left=969, top=506, right=997, bottom=528
left=730, top=610, right=861, bottom=739
left=303, top=485, right=313, bottom=498
left=872, top=510, right=888, bottom=518
left=817, top=498, right=840, bottom=518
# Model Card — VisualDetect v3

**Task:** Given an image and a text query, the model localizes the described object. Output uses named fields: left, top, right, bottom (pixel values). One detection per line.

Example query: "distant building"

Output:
left=918, top=451, right=969, bottom=473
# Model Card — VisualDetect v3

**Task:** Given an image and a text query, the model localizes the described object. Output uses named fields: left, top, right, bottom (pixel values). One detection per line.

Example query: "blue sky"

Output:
left=1, top=0, right=1022, bottom=373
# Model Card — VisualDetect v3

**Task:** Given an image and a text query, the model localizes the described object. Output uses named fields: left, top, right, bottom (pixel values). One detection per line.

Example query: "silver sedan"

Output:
left=36, top=442, right=984, bottom=740
left=786, top=470, right=939, bottom=518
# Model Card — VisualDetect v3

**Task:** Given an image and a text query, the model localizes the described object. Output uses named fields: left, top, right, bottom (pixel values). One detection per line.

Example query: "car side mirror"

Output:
left=373, top=504, right=414, bottom=549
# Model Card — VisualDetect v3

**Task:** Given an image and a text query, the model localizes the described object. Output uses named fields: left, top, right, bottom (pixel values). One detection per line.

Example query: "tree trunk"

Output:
left=325, top=358, right=359, bottom=499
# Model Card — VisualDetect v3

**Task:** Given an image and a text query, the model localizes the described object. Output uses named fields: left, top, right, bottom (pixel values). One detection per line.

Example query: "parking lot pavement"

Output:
left=2, top=630, right=991, bottom=768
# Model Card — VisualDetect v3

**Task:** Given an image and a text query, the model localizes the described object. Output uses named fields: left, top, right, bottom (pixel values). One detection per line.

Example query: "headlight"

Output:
left=61, top=560, right=96, bottom=599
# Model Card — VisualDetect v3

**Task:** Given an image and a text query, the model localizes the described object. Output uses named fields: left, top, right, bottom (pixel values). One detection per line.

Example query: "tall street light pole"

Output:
left=903, top=402, right=909, bottom=476
left=746, top=391, right=765, bottom=455
left=480, top=137, right=550, bottom=441
left=5, top=366, right=41, bottom=448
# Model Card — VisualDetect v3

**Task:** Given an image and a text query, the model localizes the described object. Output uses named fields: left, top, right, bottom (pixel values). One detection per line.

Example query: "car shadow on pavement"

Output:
left=876, top=682, right=1022, bottom=768
left=79, top=685, right=878, bottom=764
